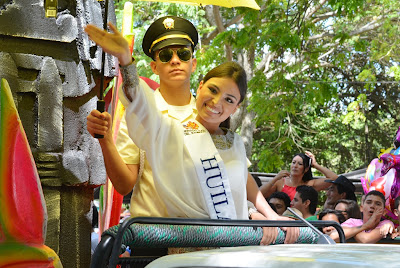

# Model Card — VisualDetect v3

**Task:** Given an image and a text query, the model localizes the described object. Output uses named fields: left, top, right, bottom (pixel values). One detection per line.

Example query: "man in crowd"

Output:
left=291, top=185, right=319, bottom=220
left=329, top=190, right=394, bottom=243
left=323, top=175, right=357, bottom=209
left=267, top=191, right=291, bottom=215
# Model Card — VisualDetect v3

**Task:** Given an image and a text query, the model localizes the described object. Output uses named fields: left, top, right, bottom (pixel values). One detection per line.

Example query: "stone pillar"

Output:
left=0, top=0, right=117, bottom=266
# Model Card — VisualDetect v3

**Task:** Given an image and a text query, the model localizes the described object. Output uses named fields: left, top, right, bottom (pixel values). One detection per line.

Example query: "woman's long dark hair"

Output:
left=201, top=61, right=247, bottom=129
left=294, top=153, right=313, bottom=182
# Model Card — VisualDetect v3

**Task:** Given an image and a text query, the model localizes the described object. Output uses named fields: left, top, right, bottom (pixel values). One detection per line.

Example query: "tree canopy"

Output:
left=113, top=0, right=400, bottom=175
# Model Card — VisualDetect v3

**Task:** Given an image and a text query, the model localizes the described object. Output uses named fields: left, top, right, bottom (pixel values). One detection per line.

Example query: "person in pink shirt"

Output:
left=330, top=190, right=394, bottom=243
left=390, top=196, right=400, bottom=239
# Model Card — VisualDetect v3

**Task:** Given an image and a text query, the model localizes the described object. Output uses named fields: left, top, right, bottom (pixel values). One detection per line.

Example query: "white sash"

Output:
left=183, top=121, right=237, bottom=220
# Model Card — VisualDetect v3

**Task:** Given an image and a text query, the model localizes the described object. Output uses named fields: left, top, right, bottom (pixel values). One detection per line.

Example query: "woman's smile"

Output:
left=205, top=104, right=220, bottom=114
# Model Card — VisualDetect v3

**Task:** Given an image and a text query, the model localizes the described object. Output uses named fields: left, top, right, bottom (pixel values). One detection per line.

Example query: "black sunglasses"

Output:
left=157, top=47, right=192, bottom=63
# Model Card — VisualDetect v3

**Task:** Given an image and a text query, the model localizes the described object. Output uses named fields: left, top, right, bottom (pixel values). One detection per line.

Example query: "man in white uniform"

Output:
left=114, top=16, right=199, bottom=218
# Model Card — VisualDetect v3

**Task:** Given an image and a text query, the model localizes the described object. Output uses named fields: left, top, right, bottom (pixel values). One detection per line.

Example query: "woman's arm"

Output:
left=247, top=174, right=279, bottom=219
left=247, top=174, right=299, bottom=244
left=249, top=211, right=278, bottom=245
left=305, top=151, right=338, bottom=191
left=259, top=170, right=289, bottom=198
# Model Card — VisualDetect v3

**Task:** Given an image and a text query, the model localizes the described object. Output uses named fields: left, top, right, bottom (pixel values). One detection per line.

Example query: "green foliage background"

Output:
left=113, top=0, right=400, bottom=176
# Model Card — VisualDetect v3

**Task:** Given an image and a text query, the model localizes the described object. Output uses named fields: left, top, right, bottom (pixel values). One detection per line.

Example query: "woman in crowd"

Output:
left=334, top=199, right=361, bottom=220
left=260, top=152, right=338, bottom=200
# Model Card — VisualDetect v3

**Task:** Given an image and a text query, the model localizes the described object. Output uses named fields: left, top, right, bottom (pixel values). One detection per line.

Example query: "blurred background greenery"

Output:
left=113, top=0, right=400, bottom=176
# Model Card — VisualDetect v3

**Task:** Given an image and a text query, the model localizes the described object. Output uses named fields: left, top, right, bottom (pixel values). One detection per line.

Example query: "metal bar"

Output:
left=287, top=207, right=336, bottom=244
left=94, top=0, right=109, bottom=139
left=108, top=217, right=346, bottom=267
left=99, top=0, right=109, bottom=101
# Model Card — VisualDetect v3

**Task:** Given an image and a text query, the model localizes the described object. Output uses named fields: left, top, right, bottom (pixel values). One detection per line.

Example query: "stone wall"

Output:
left=0, top=0, right=116, bottom=266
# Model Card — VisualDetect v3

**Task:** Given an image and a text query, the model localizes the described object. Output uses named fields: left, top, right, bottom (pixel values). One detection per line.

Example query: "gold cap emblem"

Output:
left=163, top=18, right=175, bottom=30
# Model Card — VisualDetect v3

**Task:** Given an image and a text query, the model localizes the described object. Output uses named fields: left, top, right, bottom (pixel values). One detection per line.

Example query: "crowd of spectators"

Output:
left=263, top=165, right=400, bottom=243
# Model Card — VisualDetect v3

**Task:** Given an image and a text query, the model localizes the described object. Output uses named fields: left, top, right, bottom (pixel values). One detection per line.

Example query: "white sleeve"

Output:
left=116, top=78, right=152, bottom=164
left=119, top=64, right=161, bottom=151
left=119, top=63, right=183, bottom=168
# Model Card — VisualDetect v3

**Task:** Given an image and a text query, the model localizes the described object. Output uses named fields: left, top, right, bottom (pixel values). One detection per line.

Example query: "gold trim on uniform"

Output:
left=149, top=34, right=194, bottom=53
left=163, top=18, right=175, bottom=29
